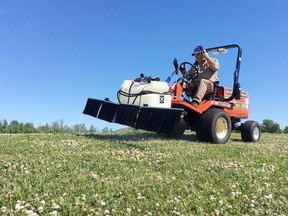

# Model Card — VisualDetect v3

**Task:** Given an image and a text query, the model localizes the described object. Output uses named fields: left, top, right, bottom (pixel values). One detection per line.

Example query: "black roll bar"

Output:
left=206, top=44, right=242, bottom=101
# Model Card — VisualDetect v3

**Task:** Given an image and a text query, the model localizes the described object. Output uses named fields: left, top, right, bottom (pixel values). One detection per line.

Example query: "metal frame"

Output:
left=206, top=44, right=242, bottom=101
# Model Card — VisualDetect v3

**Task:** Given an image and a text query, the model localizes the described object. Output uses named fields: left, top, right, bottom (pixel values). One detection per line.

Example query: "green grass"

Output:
left=0, top=130, right=287, bottom=215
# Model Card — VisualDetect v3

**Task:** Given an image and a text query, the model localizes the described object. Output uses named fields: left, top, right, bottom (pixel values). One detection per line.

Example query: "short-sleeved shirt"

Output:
left=188, top=58, right=219, bottom=85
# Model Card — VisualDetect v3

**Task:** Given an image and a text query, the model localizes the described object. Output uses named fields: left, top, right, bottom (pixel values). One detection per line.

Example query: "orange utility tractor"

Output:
left=83, top=44, right=261, bottom=144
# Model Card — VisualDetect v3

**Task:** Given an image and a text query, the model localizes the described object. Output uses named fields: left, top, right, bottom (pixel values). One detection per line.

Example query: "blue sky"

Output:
left=1, top=0, right=288, bottom=130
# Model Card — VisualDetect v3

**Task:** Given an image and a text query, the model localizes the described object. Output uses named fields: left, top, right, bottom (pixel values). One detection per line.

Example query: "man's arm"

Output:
left=202, top=52, right=219, bottom=72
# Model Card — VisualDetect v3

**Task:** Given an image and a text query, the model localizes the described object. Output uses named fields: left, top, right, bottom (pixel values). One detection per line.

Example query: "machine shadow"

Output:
left=80, top=131, right=199, bottom=148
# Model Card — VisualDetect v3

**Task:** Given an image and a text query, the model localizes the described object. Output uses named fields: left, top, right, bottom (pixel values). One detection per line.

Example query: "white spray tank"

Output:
left=117, top=78, right=172, bottom=108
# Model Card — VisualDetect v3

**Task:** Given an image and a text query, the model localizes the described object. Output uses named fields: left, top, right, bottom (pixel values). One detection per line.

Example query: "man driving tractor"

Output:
left=83, top=44, right=261, bottom=144
left=180, top=45, right=220, bottom=108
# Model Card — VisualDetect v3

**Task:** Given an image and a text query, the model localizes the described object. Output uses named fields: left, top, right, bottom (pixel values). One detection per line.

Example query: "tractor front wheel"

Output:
left=164, top=118, right=186, bottom=138
left=241, top=121, right=261, bottom=142
left=196, top=108, right=232, bottom=144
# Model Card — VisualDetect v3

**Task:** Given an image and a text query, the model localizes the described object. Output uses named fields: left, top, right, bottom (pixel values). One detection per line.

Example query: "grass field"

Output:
left=0, top=130, right=287, bottom=215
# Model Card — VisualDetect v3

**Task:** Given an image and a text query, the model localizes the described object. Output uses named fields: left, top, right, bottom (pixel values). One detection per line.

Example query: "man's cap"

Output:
left=192, top=46, right=203, bottom=56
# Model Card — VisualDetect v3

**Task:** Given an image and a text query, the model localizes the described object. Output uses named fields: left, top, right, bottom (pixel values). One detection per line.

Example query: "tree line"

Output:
left=0, top=119, right=114, bottom=134
left=260, top=119, right=288, bottom=133
left=0, top=118, right=287, bottom=134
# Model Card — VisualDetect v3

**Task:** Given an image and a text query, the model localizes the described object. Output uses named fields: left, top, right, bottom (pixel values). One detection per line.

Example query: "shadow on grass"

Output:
left=80, top=130, right=199, bottom=145
left=230, top=138, right=243, bottom=142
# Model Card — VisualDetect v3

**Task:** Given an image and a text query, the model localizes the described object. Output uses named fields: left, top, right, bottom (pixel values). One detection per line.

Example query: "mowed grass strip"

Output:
left=0, top=131, right=287, bottom=215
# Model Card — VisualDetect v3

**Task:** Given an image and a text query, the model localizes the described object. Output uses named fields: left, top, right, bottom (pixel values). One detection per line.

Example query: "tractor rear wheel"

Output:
left=196, top=108, right=232, bottom=144
left=241, top=121, right=261, bottom=142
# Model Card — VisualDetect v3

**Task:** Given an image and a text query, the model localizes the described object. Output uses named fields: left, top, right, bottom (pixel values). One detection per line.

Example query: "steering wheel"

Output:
left=179, top=62, right=199, bottom=80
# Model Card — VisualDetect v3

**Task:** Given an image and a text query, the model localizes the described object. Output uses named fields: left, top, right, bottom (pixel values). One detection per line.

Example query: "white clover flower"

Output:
left=243, top=195, right=248, bottom=199
left=209, top=195, right=216, bottom=201
left=1, top=206, right=7, bottom=213
left=265, top=194, right=273, bottom=200
left=91, top=173, right=98, bottom=179
left=171, top=210, right=181, bottom=216
left=37, top=206, right=44, bottom=213
left=15, top=201, right=24, bottom=212
left=173, top=197, right=180, bottom=203
left=26, top=209, right=38, bottom=216
left=51, top=202, right=60, bottom=209
left=156, top=175, right=163, bottom=181
left=100, top=201, right=106, bottom=206
left=137, top=193, right=143, bottom=200
left=214, top=209, right=220, bottom=215
left=127, top=208, right=132, bottom=213
left=25, top=203, right=32, bottom=208
left=49, top=210, right=58, bottom=215
left=40, top=200, right=46, bottom=206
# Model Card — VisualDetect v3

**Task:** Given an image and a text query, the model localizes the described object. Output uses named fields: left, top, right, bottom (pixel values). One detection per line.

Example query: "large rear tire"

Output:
left=241, top=121, right=261, bottom=142
left=196, top=108, right=232, bottom=144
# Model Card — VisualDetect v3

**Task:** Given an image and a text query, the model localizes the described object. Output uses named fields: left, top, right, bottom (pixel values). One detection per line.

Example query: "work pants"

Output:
left=184, top=79, right=215, bottom=103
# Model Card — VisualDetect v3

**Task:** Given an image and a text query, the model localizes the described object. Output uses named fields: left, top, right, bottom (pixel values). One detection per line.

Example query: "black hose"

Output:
left=117, top=89, right=170, bottom=105
left=127, top=82, right=134, bottom=104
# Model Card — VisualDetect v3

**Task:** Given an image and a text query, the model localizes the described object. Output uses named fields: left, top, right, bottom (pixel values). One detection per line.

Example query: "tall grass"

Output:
left=0, top=131, right=287, bottom=215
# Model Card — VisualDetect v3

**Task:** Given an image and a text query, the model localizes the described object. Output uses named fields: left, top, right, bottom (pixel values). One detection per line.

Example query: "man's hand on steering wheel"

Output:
left=179, top=62, right=199, bottom=80
left=179, top=63, right=186, bottom=74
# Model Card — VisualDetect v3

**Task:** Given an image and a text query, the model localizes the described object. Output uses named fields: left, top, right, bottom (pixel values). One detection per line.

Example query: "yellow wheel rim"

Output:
left=215, top=117, right=228, bottom=139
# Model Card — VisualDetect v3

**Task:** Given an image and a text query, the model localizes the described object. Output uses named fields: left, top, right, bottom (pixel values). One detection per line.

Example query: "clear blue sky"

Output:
left=1, top=0, right=288, bottom=130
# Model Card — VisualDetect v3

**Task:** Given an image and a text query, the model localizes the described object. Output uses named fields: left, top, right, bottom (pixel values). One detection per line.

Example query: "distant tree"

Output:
left=8, top=120, right=20, bottom=133
left=51, top=121, right=61, bottom=133
left=60, top=119, right=65, bottom=132
left=0, top=119, right=8, bottom=133
left=89, top=125, right=97, bottom=133
left=102, top=127, right=109, bottom=133
left=72, top=124, right=87, bottom=133
left=0, top=118, right=114, bottom=134
left=72, top=124, right=80, bottom=133
left=24, top=122, right=36, bottom=133
left=261, top=119, right=281, bottom=133
left=63, top=125, right=71, bottom=133
left=19, top=123, right=25, bottom=133
left=283, top=126, right=288, bottom=134
left=3, top=119, right=8, bottom=133
left=37, top=124, right=50, bottom=133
